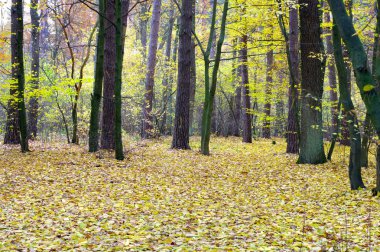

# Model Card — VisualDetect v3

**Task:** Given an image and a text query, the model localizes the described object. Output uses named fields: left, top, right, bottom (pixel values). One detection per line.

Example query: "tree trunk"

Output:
left=200, top=0, right=229, bottom=155
left=13, top=0, right=28, bottom=151
left=142, top=0, right=162, bottom=138
left=4, top=0, right=22, bottom=145
left=172, top=0, right=193, bottom=149
left=332, top=18, right=365, bottom=190
left=361, top=113, right=371, bottom=167
left=89, top=0, right=106, bottom=152
left=263, top=49, right=273, bottom=139
left=28, top=0, right=40, bottom=140
left=189, top=2, right=197, bottom=135
left=278, top=2, right=299, bottom=154
left=240, top=35, right=252, bottom=143
left=327, top=0, right=380, bottom=191
left=325, top=11, right=338, bottom=140
left=101, top=0, right=117, bottom=149
left=114, top=0, right=124, bottom=160
left=161, top=7, right=175, bottom=135
left=298, top=0, right=326, bottom=164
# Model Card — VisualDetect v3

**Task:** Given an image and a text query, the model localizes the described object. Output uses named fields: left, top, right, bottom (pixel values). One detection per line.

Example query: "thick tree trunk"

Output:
left=101, top=0, right=117, bottom=149
left=172, top=0, right=192, bottom=149
left=298, top=0, right=326, bottom=164
left=142, top=0, right=162, bottom=138
left=101, top=0, right=128, bottom=149
left=89, top=0, right=106, bottom=152
left=11, top=0, right=28, bottom=152
left=5, top=0, right=22, bottom=145
left=263, top=49, right=273, bottom=139
left=332, top=19, right=365, bottom=190
left=361, top=113, right=371, bottom=167
left=28, top=0, right=40, bottom=140
left=240, top=35, right=252, bottom=143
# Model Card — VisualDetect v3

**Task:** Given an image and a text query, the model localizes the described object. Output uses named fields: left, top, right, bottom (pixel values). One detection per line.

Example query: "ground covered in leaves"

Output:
left=1, top=137, right=380, bottom=251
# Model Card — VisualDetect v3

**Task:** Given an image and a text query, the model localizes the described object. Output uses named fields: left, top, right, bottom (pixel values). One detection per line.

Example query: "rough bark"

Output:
left=172, top=0, right=193, bottom=149
left=189, top=2, right=197, bottom=135
left=142, top=0, right=162, bottom=138
left=298, top=0, right=327, bottom=164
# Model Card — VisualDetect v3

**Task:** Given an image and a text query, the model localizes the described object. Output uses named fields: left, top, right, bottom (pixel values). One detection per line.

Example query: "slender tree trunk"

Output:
left=189, top=2, right=197, bottom=135
left=361, top=113, right=371, bottom=167
left=332, top=19, right=365, bottom=189
left=263, top=49, right=273, bottom=139
left=325, top=11, right=338, bottom=139
left=89, top=0, right=106, bottom=152
left=240, top=35, right=252, bottom=143
left=28, top=0, right=40, bottom=140
left=172, top=0, right=193, bottom=149
left=161, top=7, right=175, bottom=135
left=200, top=0, right=229, bottom=155
left=278, top=2, right=299, bottom=154
left=298, top=0, right=326, bottom=164
left=142, top=0, right=162, bottom=138
left=327, top=0, right=380, bottom=191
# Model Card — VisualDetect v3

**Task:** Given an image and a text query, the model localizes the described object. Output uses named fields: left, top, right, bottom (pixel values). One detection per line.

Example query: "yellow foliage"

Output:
left=0, top=137, right=379, bottom=250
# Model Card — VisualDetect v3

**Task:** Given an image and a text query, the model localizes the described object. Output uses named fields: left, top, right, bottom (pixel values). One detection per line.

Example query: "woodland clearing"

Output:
left=0, top=137, right=380, bottom=251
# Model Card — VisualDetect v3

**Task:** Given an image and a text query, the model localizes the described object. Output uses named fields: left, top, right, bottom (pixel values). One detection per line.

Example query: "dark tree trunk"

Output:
left=262, top=49, right=273, bottom=139
left=172, top=0, right=193, bottom=149
left=101, top=0, right=117, bottom=149
left=12, top=0, right=28, bottom=151
left=4, top=0, right=23, bottom=145
left=283, top=3, right=299, bottom=154
left=114, top=0, right=124, bottom=160
left=298, top=0, right=327, bottom=164
left=28, top=0, right=40, bottom=140
left=89, top=0, right=106, bottom=152
left=332, top=19, right=365, bottom=189
left=361, top=113, right=371, bottom=167
left=240, top=35, right=252, bottom=143
left=142, top=0, right=162, bottom=138
left=101, top=0, right=128, bottom=149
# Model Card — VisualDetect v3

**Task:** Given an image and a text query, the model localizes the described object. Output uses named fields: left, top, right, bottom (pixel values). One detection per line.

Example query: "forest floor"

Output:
left=0, top=137, right=380, bottom=251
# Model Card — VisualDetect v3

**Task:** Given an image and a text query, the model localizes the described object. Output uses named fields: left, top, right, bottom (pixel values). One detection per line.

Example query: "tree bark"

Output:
left=89, top=0, right=106, bottom=152
left=240, top=35, right=252, bottom=143
left=142, top=0, right=162, bottom=138
left=298, top=0, right=326, bottom=164
left=325, top=11, right=339, bottom=140
left=189, top=2, right=197, bottom=135
left=114, top=0, right=124, bottom=160
left=172, top=0, right=193, bottom=149
left=332, top=18, right=365, bottom=190
left=263, top=49, right=273, bottom=139
left=28, top=0, right=40, bottom=140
